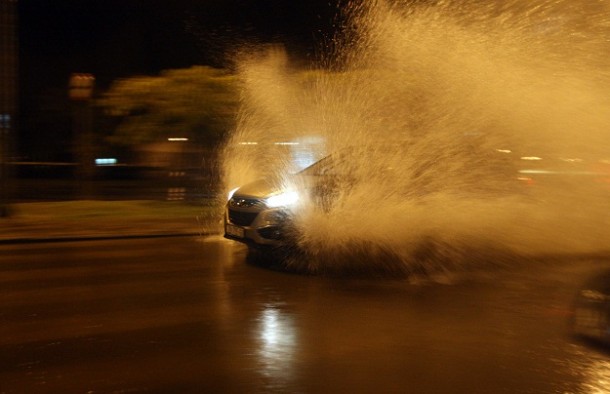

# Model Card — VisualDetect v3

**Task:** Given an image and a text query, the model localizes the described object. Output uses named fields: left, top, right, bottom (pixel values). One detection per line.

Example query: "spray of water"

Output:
left=222, top=0, right=610, bottom=275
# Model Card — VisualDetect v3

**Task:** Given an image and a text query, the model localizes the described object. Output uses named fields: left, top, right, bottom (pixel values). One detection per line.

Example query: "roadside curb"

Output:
left=0, top=230, right=221, bottom=245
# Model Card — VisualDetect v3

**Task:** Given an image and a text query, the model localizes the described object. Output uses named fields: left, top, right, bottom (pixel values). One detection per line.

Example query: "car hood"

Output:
left=233, top=175, right=316, bottom=199
left=233, top=177, right=285, bottom=199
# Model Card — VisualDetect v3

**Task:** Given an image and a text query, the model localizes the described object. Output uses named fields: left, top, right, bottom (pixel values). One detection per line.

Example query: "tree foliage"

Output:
left=98, top=66, right=239, bottom=147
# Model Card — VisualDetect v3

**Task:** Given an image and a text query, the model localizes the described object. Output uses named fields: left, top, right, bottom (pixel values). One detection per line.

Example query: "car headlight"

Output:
left=265, top=191, right=299, bottom=208
left=227, top=187, right=239, bottom=201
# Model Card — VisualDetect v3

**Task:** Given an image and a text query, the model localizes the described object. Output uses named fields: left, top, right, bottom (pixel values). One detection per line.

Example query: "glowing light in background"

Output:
left=95, top=158, right=117, bottom=166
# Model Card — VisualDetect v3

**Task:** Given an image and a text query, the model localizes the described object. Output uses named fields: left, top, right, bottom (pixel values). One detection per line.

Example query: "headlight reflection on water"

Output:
left=256, top=306, right=297, bottom=381
left=562, top=343, right=610, bottom=394
left=582, top=357, right=610, bottom=394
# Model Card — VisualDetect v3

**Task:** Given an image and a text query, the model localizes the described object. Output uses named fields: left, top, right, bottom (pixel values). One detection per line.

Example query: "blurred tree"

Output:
left=98, top=66, right=238, bottom=148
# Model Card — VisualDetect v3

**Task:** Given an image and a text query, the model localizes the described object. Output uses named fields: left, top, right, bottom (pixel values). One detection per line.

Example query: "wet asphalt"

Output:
left=1, top=236, right=610, bottom=393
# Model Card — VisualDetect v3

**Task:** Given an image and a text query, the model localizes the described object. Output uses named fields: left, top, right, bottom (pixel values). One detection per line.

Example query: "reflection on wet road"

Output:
left=1, top=236, right=610, bottom=393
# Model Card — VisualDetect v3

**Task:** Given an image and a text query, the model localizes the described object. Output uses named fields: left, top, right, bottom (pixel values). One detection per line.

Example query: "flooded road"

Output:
left=1, top=236, right=610, bottom=393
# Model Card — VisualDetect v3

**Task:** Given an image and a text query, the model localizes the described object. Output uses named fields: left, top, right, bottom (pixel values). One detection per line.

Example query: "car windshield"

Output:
left=298, top=145, right=403, bottom=178
left=298, top=154, right=337, bottom=176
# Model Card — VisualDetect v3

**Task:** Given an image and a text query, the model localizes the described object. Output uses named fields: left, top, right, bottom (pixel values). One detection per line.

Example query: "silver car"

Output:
left=224, top=178, right=297, bottom=247
left=224, top=155, right=335, bottom=249
left=224, top=144, right=519, bottom=251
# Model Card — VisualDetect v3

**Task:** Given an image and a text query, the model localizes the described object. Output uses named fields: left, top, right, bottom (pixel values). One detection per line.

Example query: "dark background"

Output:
left=17, top=0, right=344, bottom=160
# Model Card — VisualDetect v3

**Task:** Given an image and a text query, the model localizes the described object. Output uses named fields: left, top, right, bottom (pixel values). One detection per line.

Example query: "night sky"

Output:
left=17, top=0, right=343, bottom=157
left=19, top=0, right=342, bottom=91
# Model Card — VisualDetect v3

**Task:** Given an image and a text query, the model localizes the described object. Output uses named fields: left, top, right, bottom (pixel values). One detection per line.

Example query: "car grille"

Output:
left=228, top=210, right=259, bottom=226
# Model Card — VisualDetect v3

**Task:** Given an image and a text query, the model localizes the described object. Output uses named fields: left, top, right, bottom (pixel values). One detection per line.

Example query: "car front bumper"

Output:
left=224, top=206, right=289, bottom=247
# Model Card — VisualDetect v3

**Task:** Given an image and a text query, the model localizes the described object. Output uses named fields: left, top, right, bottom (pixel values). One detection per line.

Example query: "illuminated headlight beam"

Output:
left=266, top=191, right=299, bottom=208
left=227, top=187, right=239, bottom=201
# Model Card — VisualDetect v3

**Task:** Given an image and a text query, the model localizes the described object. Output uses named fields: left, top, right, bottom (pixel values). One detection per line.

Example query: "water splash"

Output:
left=222, top=0, right=610, bottom=275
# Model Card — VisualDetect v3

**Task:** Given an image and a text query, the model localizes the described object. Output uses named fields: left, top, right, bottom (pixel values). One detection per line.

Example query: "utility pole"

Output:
left=69, top=73, right=95, bottom=198
left=0, top=0, right=18, bottom=217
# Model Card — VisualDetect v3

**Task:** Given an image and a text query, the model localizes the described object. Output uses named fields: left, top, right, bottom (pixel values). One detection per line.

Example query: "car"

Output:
left=223, top=142, right=518, bottom=254
left=223, top=153, right=338, bottom=250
